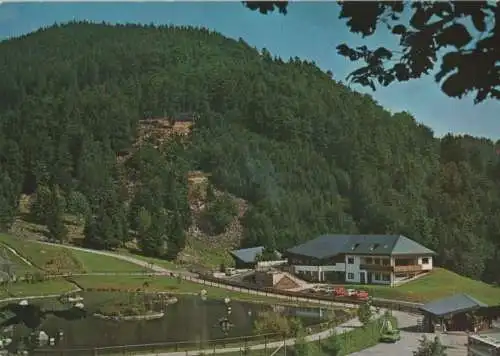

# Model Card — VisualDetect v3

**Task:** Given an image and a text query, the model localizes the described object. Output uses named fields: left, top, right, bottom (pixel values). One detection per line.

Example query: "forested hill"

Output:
left=0, top=22, right=499, bottom=283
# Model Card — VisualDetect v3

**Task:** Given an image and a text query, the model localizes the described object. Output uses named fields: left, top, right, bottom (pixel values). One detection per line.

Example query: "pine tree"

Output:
left=30, top=184, right=52, bottom=224
left=45, top=185, right=68, bottom=242
left=0, top=174, right=18, bottom=231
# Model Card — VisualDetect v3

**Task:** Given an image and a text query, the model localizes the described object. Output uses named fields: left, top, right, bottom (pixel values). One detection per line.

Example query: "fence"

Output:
left=186, top=272, right=424, bottom=314
left=33, top=320, right=333, bottom=355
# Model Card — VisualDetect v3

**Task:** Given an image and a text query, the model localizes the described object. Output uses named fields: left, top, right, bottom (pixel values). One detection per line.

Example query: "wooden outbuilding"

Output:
left=420, top=293, right=497, bottom=333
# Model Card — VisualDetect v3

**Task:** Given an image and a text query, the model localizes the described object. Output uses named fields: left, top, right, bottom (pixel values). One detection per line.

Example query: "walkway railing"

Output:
left=32, top=320, right=333, bottom=355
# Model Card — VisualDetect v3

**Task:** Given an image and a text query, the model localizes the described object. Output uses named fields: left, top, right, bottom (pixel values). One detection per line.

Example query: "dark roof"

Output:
left=286, top=234, right=435, bottom=259
left=230, top=246, right=265, bottom=264
left=420, top=294, right=488, bottom=317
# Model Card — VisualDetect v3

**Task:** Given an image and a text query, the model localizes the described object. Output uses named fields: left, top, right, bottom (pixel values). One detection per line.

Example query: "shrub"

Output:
left=322, top=316, right=398, bottom=355
left=202, top=193, right=238, bottom=234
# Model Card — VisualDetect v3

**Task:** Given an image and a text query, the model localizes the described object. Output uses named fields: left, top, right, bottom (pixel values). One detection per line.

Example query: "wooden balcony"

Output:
left=394, top=264, right=423, bottom=273
left=359, top=264, right=393, bottom=272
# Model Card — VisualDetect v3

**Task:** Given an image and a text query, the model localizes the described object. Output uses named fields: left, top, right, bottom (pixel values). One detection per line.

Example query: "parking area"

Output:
left=350, top=311, right=468, bottom=356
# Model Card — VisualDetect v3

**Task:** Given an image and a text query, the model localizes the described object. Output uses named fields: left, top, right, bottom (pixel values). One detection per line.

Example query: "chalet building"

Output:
left=285, top=234, right=435, bottom=286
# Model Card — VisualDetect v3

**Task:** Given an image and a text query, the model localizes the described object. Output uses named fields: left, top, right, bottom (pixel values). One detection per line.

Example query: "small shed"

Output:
left=230, top=247, right=265, bottom=269
left=229, top=247, right=284, bottom=269
left=420, top=293, right=491, bottom=333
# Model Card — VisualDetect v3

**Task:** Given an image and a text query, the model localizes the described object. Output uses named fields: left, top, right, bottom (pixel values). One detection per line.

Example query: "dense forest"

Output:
left=0, top=22, right=499, bottom=283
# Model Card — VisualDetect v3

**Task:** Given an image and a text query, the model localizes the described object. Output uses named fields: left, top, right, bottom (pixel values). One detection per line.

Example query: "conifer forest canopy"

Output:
left=0, top=22, right=499, bottom=284
left=245, top=1, right=500, bottom=104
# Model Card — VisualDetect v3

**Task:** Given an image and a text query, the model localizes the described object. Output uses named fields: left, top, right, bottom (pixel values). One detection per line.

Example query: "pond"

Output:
left=1, top=292, right=350, bottom=354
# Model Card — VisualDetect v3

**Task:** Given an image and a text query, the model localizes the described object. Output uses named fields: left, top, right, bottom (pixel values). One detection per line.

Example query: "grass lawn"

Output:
left=0, top=279, right=76, bottom=299
left=0, top=234, right=83, bottom=273
left=115, top=248, right=182, bottom=271
left=0, top=234, right=144, bottom=274
left=71, top=275, right=329, bottom=308
left=0, top=246, right=37, bottom=275
left=69, top=249, right=146, bottom=273
left=340, top=268, right=500, bottom=306
left=181, top=238, right=235, bottom=270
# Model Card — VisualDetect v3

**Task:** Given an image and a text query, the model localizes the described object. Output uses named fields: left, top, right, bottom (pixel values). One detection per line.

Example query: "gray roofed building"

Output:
left=420, top=293, right=487, bottom=317
left=286, top=234, right=435, bottom=259
left=230, top=246, right=265, bottom=264
left=230, top=246, right=283, bottom=269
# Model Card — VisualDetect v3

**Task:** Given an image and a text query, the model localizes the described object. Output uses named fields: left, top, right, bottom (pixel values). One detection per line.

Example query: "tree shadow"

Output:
left=400, top=325, right=423, bottom=333
left=72, top=239, right=85, bottom=247
left=18, top=212, right=42, bottom=226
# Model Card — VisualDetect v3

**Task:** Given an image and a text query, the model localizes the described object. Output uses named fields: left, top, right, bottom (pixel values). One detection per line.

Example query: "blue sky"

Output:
left=0, top=1, right=498, bottom=139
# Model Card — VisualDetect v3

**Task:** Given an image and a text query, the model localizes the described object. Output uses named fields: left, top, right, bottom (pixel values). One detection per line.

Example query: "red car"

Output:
left=355, top=290, right=369, bottom=300
left=333, top=287, right=347, bottom=297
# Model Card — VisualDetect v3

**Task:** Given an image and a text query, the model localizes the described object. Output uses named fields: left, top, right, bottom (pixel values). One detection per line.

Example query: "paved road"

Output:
left=349, top=311, right=467, bottom=356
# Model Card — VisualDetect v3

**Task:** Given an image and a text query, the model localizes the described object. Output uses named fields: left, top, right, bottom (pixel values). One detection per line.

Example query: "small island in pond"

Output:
left=91, top=292, right=178, bottom=321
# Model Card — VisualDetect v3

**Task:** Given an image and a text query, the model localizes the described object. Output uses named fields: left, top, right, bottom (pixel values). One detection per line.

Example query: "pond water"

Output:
left=2, top=292, right=349, bottom=354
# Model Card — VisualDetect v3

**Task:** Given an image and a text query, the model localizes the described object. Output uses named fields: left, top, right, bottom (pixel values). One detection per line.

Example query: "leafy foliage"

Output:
left=321, top=330, right=343, bottom=356
left=202, top=192, right=238, bottom=234
left=244, top=1, right=500, bottom=104
left=253, top=310, right=300, bottom=337
left=0, top=22, right=499, bottom=282
left=413, top=335, right=447, bottom=356
left=356, top=302, right=372, bottom=326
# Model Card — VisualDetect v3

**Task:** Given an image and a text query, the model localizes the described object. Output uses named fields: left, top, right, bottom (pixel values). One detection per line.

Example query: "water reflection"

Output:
left=0, top=293, right=346, bottom=354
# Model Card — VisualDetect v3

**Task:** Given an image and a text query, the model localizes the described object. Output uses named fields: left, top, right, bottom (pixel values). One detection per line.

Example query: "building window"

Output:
left=347, top=273, right=354, bottom=280
left=373, top=258, right=380, bottom=265
left=347, top=257, right=354, bottom=264
left=382, top=259, right=390, bottom=266
left=365, top=257, right=372, bottom=264
left=382, top=274, right=390, bottom=281
left=422, top=257, right=429, bottom=264
left=374, top=273, right=381, bottom=280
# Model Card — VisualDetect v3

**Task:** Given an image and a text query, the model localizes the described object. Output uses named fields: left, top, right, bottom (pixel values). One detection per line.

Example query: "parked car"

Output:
left=310, top=286, right=322, bottom=293
left=346, top=288, right=357, bottom=296
left=354, top=290, right=369, bottom=300
left=323, top=287, right=333, bottom=293
left=333, top=287, right=347, bottom=297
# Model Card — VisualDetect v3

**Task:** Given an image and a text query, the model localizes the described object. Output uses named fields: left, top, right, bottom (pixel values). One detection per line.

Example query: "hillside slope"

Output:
left=0, top=22, right=499, bottom=282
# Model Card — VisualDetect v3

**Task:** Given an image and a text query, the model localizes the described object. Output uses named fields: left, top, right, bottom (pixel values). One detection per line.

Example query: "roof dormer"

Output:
left=370, top=243, right=380, bottom=251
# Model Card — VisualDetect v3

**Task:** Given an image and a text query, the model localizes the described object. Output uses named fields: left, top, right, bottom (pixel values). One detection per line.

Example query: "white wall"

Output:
left=345, top=255, right=364, bottom=283
left=294, top=263, right=346, bottom=282
left=294, top=265, right=320, bottom=273
left=418, top=256, right=433, bottom=271
left=320, top=263, right=346, bottom=272
left=257, top=260, right=288, bottom=268
left=293, top=263, right=345, bottom=273
left=371, top=272, right=392, bottom=285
